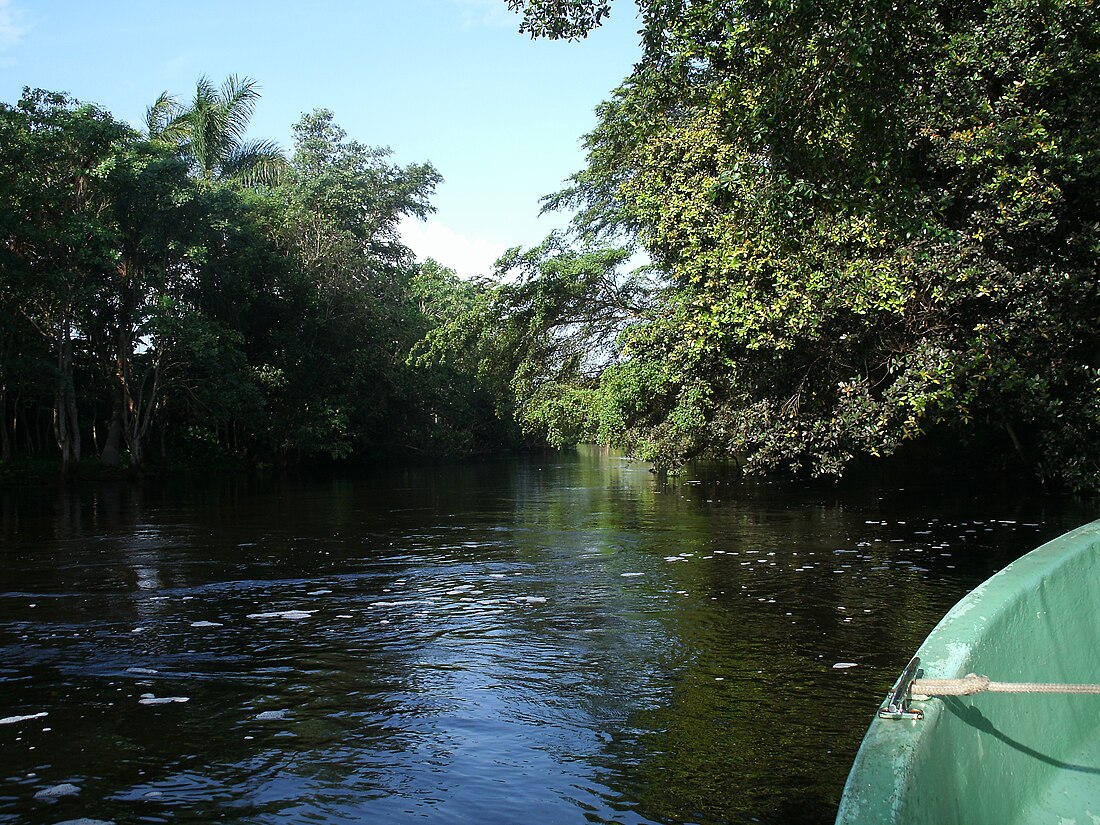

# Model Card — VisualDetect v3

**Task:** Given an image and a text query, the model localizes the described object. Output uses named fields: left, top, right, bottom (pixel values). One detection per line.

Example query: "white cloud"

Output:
left=399, top=217, right=508, bottom=279
left=447, top=0, right=515, bottom=30
left=0, top=0, right=29, bottom=52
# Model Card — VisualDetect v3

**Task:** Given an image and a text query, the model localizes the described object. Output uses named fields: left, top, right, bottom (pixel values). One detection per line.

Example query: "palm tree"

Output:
left=145, top=75, right=287, bottom=186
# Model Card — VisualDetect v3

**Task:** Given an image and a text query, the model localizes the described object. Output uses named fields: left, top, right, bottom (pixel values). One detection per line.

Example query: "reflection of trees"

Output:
left=508, top=447, right=1095, bottom=824
left=0, top=452, right=1093, bottom=822
left=0, top=479, right=439, bottom=821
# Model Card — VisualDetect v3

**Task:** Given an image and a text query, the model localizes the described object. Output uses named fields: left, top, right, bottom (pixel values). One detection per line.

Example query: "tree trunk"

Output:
left=0, top=429, right=9, bottom=464
left=0, top=382, right=10, bottom=463
left=1004, top=421, right=1028, bottom=467
left=53, top=307, right=81, bottom=478
left=115, top=257, right=146, bottom=472
left=0, top=330, right=10, bottom=462
left=100, top=392, right=123, bottom=468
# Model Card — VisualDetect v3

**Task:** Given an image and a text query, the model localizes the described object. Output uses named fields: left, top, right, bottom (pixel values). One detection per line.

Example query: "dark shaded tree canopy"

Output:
left=0, top=82, right=512, bottom=476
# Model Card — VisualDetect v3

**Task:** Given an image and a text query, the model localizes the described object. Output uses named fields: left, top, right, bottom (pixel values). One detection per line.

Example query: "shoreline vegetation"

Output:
left=4, top=0, right=1100, bottom=491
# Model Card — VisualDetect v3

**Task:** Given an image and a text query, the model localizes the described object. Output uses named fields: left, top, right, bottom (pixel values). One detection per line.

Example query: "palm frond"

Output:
left=145, top=92, right=191, bottom=146
left=190, top=76, right=240, bottom=179
left=192, top=75, right=217, bottom=108
left=155, top=73, right=276, bottom=182
left=223, top=138, right=289, bottom=187
left=219, top=74, right=262, bottom=148
left=145, top=91, right=174, bottom=135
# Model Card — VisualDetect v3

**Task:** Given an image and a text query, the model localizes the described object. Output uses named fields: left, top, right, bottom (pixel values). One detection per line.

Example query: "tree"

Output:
left=249, top=109, right=442, bottom=463
left=94, top=139, right=200, bottom=469
left=401, top=259, right=517, bottom=455
left=0, top=90, right=130, bottom=476
left=147, top=75, right=287, bottom=186
left=508, top=0, right=1100, bottom=488
left=3, top=85, right=480, bottom=474
left=155, top=184, right=285, bottom=466
left=415, top=233, right=658, bottom=449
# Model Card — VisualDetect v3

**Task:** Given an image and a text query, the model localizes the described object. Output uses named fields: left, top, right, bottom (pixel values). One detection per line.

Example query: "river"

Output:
left=0, top=448, right=1094, bottom=824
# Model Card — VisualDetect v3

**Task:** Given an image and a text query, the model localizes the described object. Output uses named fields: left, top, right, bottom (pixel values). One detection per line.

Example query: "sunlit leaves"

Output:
left=414, top=233, right=658, bottom=449
left=514, top=0, right=1100, bottom=488
left=147, top=75, right=289, bottom=187
left=505, top=0, right=614, bottom=40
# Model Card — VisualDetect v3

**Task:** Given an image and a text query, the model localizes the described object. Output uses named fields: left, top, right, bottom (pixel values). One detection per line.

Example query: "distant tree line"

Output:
left=0, top=79, right=518, bottom=476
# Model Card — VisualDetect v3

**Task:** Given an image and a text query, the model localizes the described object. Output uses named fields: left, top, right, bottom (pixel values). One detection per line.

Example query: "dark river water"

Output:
left=0, top=448, right=1095, bottom=824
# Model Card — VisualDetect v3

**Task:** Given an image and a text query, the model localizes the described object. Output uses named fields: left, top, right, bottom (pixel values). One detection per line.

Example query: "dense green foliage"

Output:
left=413, top=233, right=661, bottom=449
left=505, top=0, right=1100, bottom=489
left=0, top=82, right=509, bottom=475
left=6, top=0, right=1100, bottom=491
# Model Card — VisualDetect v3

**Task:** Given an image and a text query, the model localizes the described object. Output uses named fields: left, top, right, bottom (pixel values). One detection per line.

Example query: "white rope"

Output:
left=912, top=674, right=1100, bottom=697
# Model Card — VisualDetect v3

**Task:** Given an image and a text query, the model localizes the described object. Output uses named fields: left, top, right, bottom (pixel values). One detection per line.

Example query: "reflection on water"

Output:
left=0, top=449, right=1094, bottom=824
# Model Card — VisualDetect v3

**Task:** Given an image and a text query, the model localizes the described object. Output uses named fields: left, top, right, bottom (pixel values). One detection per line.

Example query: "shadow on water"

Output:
left=0, top=449, right=1095, bottom=824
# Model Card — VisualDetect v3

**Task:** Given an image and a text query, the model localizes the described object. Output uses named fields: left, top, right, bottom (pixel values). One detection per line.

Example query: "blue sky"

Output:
left=0, top=0, right=641, bottom=276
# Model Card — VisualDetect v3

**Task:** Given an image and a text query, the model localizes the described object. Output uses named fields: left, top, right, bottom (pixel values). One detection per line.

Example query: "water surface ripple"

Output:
left=0, top=450, right=1093, bottom=823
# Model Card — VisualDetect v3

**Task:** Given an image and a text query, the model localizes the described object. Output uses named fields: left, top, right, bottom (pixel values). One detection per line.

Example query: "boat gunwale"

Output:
left=835, top=518, right=1100, bottom=825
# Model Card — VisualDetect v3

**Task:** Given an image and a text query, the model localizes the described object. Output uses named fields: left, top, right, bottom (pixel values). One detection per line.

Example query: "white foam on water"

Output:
left=33, top=783, right=80, bottom=799
left=0, top=712, right=47, bottom=725
left=138, top=694, right=189, bottom=705
left=255, top=709, right=289, bottom=721
left=516, top=596, right=547, bottom=604
left=246, top=610, right=315, bottom=620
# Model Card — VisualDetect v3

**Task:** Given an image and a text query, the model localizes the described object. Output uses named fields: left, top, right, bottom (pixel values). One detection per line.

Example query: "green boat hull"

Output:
left=837, top=519, right=1100, bottom=825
